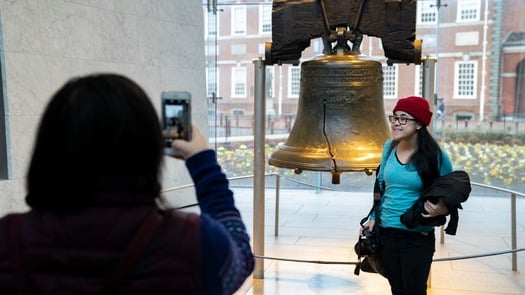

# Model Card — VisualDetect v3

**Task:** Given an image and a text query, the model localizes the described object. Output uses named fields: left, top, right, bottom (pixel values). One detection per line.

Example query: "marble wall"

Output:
left=0, top=1, right=207, bottom=214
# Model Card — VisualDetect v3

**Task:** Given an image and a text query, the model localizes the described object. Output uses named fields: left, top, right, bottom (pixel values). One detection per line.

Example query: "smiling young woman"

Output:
left=361, top=96, right=454, bottom=295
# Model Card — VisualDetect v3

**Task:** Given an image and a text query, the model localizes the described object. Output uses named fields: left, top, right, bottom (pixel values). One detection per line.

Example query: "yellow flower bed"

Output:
left=442, top=142, right=525, bottom=190
left=216, top=141, right=525, bottom=192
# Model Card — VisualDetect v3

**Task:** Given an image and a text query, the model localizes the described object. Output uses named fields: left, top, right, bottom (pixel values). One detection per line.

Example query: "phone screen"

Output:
left=164, top=103, right=189, bottom=140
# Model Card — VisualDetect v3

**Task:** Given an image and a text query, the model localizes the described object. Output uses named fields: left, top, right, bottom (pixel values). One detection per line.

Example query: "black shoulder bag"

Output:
left=353, top=167, right=385, bottom=277
left=354, top=197, right=385, bottom=276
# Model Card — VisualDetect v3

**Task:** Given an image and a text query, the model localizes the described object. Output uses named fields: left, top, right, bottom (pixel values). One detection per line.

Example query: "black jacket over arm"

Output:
left=400, top=171, right=471, bottom=235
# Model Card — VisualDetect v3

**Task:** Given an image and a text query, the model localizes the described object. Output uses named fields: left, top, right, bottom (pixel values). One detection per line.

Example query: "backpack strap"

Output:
left=99, top=208, right=163, bottom=294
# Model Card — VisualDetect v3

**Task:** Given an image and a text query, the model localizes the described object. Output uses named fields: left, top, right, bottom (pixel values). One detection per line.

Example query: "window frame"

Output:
left=231, top=66, right=247, bottom=98
left=454, top=60, right=478, bottom=99
left=383, top=64, right=398, bottom=99
left=204, top=11, right=218, bottom=37
left=266, top=66, right=275, bottom=99
left=259, top=3, right=272, bottom=34
left=287, top=66, right=300, bottom=98
left=417, top=1, right=437, bottom=25
left=231, top=5, right=247, bottom=36
left=414, top=64, right=423, bottom=97
left=207, top=66, right=219, bottom=99
left=457, top=0, right=481, bottom=23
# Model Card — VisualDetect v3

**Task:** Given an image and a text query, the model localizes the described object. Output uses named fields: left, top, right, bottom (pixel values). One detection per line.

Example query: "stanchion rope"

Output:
left=254, top=247, right=525, bottom=265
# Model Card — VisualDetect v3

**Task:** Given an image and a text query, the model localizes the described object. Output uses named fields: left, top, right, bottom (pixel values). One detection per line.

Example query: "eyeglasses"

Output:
left=388, top=115, right=417, bottom=125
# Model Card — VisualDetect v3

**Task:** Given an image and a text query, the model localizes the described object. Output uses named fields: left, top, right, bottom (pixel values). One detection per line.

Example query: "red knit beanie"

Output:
left=392, top=96, right=433, bottom=126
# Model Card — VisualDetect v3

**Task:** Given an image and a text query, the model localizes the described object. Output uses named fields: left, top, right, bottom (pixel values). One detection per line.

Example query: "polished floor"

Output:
left=228, top=187, right=525, bottom=295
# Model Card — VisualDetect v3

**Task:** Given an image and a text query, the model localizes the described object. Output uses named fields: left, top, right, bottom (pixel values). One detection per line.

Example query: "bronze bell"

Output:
left=268, top=51, right=391, bottom=184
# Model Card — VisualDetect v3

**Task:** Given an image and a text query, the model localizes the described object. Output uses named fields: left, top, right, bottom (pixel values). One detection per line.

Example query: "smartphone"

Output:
left=161, top=91, right=191, bottom=156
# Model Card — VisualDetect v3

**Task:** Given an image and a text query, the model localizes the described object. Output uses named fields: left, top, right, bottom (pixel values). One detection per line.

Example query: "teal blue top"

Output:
left=375, top=139, right=453, bottom=232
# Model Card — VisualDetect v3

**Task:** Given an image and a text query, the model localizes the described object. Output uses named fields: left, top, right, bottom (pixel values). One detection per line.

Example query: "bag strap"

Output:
left=361, top=141, right=396, bottom=227
left=99, top=209, right=163, bottom=294
left=8, top=214, right=32, bottom=295
left=359, top=165, right=383, bottom=228
left=355, top=142, right=395, bottom=275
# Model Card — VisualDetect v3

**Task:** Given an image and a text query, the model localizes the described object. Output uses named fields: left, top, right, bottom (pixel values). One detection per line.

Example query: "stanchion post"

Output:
left=511, top=193, right=517, bottom=271
left=274, top=174, right=280, bottom=237
left=421, top=55, right=437, bottom=136
left=252, top=57, right=266, bottom=279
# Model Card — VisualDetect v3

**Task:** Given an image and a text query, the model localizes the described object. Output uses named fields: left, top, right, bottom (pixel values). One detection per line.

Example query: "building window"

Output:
left=383, top=64, right=398, bottom=99
left=206, top=44, right=218, bottom=61
left=457, top=0, right=480, bottom=22
left=418, top=1, right=437, bottom=24
left=232, top=67, right=246, bottom=98
left=266, top=66, right=275, bottom=99
left=288, top=66, right=300, bottom=98
left=258, top=43, right=265, bottom=55
left=312, top=37, right=323, bottom=54
left=454, top=61, right=477, bottom=98
left=207, top=66, right=218, bottom=98
left=414, top=65, right=423, bottom=96
left=204, top=12, right=218, bottom=37
left=259, top=3, right=272, bottom=34
left=231, top=5, right=246, bottom=36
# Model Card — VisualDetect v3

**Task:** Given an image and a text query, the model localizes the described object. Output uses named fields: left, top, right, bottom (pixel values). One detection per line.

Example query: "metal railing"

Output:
left=162, top=174, right=524, bottom=271
left=467, top=182, right=524, bottom=271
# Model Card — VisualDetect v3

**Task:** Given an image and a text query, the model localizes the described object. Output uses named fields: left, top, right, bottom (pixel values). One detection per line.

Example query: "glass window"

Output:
left=207, top=66, right=218, bottom=98
left=418, top=1, right=437, bottom=24
left=383, top=64, right=398, bottom=99
left=454, top=61, right=477, bottom=98
left=259, top=3, right=272, bottom=34
left=288, top=66, right=300, bottom=98
left=202, top=0, right=525, bottom=202
left=232, top=67, right=246, bottom=98
left=457, top=0, right=480, bottom=22
left=204, top=12, right=218, bottom=37
left=414, top=64, right=423, bottom=96
left=266, top=66, right=274, bottom=98
left=258, top=43, right=265, bottom=55
left=312, top=38, right=323, bottom=54
left=231, top=5, right=246, bottom=36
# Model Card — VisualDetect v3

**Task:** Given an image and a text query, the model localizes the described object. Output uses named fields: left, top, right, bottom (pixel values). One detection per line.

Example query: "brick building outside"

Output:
left=204, top=0, right=525, bottom=136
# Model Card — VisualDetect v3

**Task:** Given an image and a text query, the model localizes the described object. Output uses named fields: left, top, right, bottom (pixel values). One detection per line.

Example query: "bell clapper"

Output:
left=331, top=170, right=341, bottom=184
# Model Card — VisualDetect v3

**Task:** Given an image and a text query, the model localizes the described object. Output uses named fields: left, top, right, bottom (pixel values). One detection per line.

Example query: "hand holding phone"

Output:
left=161, top=91, right=191, bottom=157
left=170, top=125, right=208, bottom=160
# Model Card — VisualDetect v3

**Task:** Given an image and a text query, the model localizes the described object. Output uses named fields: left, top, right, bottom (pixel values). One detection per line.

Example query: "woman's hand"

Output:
left=421, top=198, right=449, bottom=218
left=170, top=125, right=208, bottom=160
left=360, top=220, right=375, bottom=236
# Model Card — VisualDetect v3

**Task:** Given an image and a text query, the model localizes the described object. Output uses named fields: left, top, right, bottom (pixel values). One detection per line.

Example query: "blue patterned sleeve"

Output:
left=185, top=150, right=255, bottom=295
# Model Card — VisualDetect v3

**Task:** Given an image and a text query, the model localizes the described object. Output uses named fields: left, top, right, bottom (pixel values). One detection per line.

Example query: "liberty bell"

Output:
left=268, top=30, right=391, bottom=184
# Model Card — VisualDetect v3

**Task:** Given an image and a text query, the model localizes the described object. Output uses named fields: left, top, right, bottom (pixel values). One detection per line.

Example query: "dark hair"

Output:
left=411, top=127, right=441, bottom=189
left=26, top=73, right=163, bottom=210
